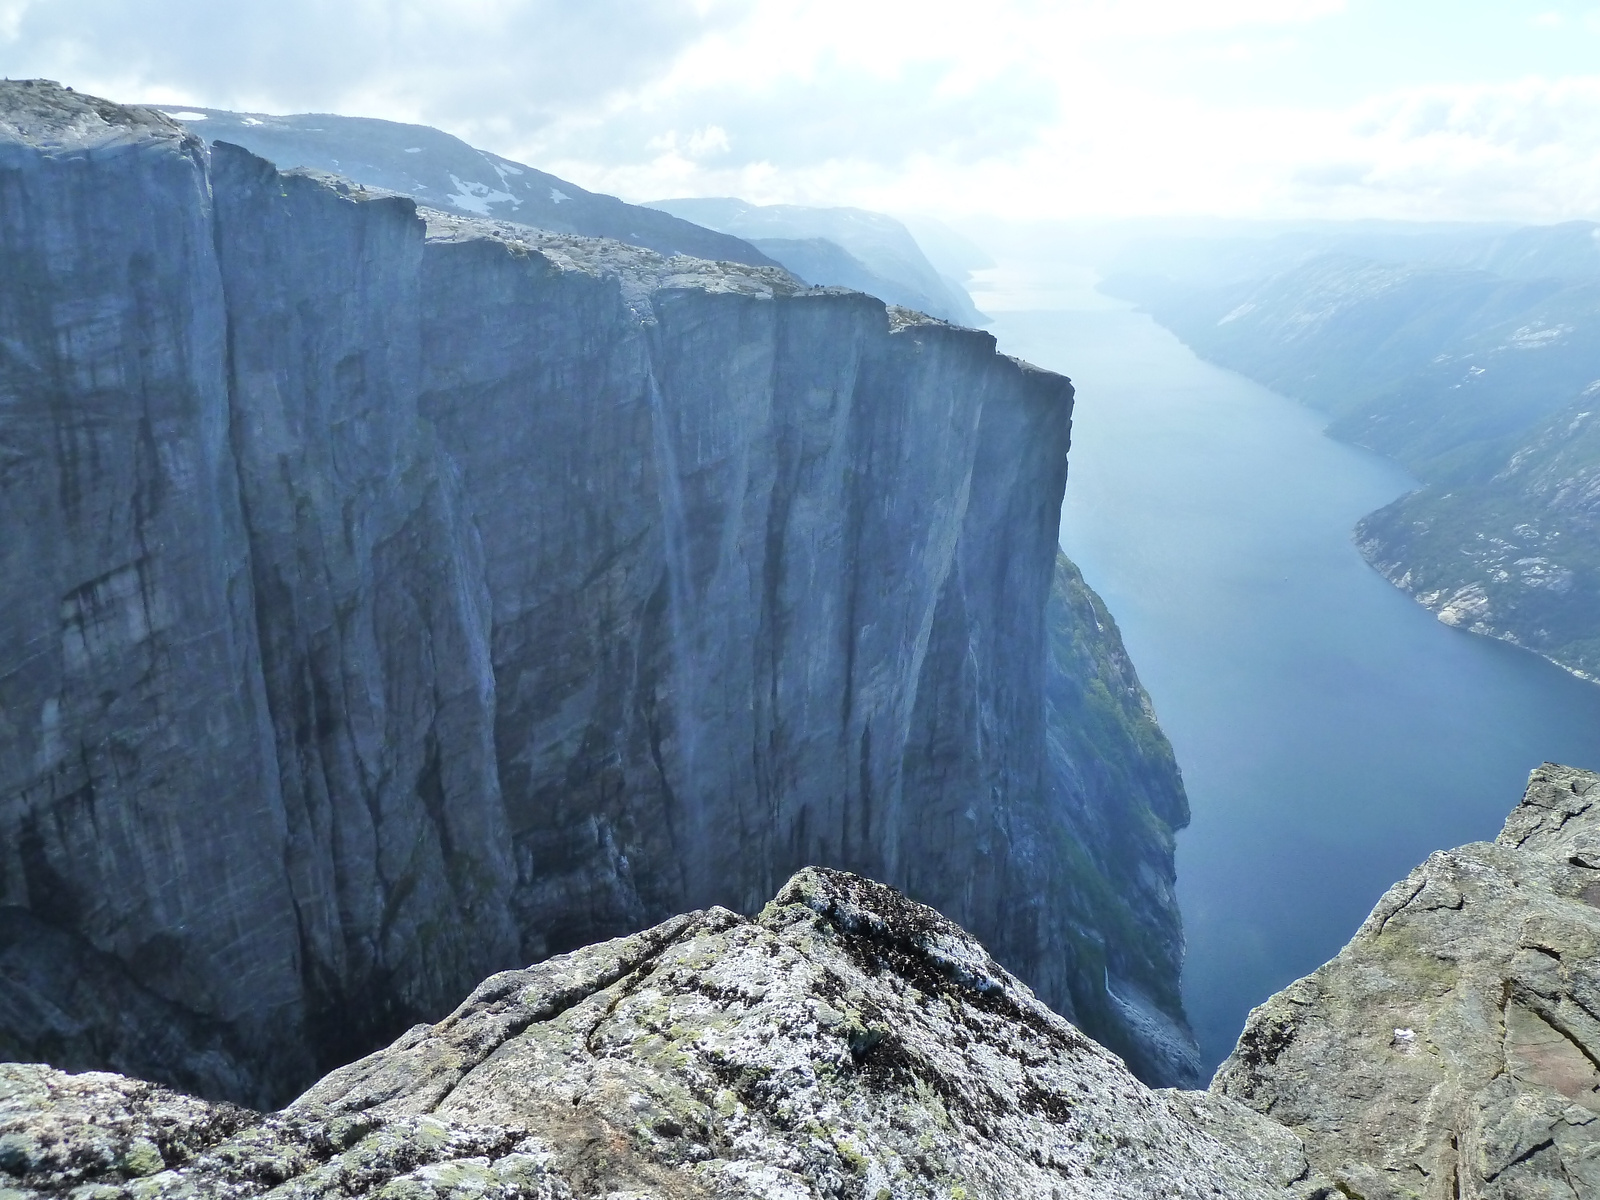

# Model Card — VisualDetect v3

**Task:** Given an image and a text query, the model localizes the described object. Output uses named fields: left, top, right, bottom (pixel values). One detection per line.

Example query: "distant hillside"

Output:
left=1104, top=226, right=1600, bottom=683
left=159, top=106, right=778, bottom=268
left=648, top=196, right=987, bottom=327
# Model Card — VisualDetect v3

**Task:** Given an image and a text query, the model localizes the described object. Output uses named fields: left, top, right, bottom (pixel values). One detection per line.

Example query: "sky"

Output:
left=5, top=0, right=1600, bottom=223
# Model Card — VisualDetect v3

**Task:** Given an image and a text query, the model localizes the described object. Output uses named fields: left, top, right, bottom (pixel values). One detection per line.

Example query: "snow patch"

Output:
left=163, top=111, right=208, bottom=121
left=1510, top=323, right=1573, bottom=349
left=1217, top=302, right=1255, bottom=325
left=549, top=187, right=572, bottom=204
left=445, top=173, right=516, bottom=216
left=405, top=147, right=422, bottom=153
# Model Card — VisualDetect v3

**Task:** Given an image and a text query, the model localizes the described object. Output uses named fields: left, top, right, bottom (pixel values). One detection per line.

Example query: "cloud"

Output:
left=1315, top=78, right=1600, bottom=220
left=1, top=0, right=745, bottom=132
left=4, top=0, right=1598, bottom=223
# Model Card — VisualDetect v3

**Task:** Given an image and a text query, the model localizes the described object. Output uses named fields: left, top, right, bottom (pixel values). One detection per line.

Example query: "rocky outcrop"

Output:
left=0, top=868, right=1311, bottom=1199
left=1213, top=763, right=1600, bottom=1198
left=6, top=766, right=1596, bottom=1198
left=0, top=80, right=1194, bottom=1101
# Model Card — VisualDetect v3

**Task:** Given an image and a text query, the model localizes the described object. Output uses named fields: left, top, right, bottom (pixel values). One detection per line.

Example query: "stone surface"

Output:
left=1213, top=763, right=1600, bottom=1199
left=0, top=80, right=1193, bottom=1101
left=0, top=869, right=1310, bottom=1199
left=0, top=79, right=301, bottom=1109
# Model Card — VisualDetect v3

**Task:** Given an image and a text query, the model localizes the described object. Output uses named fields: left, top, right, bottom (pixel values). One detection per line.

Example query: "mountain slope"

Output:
left=1104, top=245, right=1600, bottom=682
left=159, top=105, right=779, bottom=267
left=648, top=196, right=988, bottom=326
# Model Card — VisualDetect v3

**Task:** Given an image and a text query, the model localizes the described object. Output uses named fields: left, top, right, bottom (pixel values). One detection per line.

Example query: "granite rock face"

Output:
left=1213, top=763, right=1600, bottom=1198
left=0, top=81, right=1195, bottom=1100
left=0, top=869, right=1308, bottom=1199
left=0, top=82, right=310, bottom=1105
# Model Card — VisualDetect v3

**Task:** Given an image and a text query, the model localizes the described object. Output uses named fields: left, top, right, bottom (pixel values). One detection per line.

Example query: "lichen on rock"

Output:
left=1213, top=762, right=1600, bottom=1199
left=0, top=869, right=1309, bottom=1199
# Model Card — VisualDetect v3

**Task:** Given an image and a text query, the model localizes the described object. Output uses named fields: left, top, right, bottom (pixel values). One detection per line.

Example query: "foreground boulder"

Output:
left=0, top=868, right=1308, bottom=1199
left=1215, top=762, right=1600, bottom=1198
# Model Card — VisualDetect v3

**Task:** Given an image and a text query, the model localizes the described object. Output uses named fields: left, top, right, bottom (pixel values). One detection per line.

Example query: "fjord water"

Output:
left=973, top=261, right=1600, bottom=1072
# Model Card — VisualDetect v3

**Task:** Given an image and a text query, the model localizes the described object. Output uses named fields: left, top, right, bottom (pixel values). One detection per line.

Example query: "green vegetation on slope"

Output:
left=1357, top=397, right=1600, bottom=681
left=1040, top=551, right=1195, bottom=1084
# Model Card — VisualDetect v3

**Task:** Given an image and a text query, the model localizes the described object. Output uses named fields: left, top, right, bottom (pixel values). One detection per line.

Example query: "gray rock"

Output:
left=0, top=79, right=1191, bottom=1103
left=1213, top=763, right=1600, bottom=1199
left=0, top=79, right=301, bottom=1108
left=0, top=869, right=1308, bottom=1198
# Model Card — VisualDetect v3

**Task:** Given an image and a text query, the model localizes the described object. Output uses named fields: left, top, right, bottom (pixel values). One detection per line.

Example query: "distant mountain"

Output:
left=1104, top=232, right=1600, bottom=683
left=1105, top=255, right=1596, bottom=480
left=1437, top=221, right=1600, bottom=282
left=647, top=196, right=987, bottom=327
left=158, top=107, right=778, bottom=268
left=1103, top=220, right=1600, bottom=293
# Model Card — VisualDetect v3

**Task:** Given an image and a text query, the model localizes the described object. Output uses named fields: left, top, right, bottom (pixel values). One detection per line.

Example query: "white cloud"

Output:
left=4, top=0, right=1599, bottom=224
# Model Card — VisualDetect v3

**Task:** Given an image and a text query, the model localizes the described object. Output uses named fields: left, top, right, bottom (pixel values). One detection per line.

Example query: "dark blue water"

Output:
left=977, top=270, right=1600, bottom=1072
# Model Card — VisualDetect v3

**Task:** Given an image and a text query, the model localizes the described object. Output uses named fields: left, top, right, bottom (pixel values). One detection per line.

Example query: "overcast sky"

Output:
left=6, top=0, right=1600, bottom=222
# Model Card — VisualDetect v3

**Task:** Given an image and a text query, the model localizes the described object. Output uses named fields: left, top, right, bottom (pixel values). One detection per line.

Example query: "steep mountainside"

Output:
left=158, top=106, right=778, bottom=268
left=1105, top=246, right=1600, bottom=683
left=0, top=80, right=1194, bottom=1106
left=647, top=196, right=988, bottom=327
left=1356, top=396, right=1600, bottom=681
left=1039, top=553, right=1193, bottom=1084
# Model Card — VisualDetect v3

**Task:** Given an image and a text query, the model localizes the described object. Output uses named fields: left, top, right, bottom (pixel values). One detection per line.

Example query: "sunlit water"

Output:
left=973, top=262, right=1600, bottom=1072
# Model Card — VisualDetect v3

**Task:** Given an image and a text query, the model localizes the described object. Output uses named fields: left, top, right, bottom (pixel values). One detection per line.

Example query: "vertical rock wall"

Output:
left=0, top=88, right=302, bottom=1103
left=0, top=82, right=1193, bottom=1102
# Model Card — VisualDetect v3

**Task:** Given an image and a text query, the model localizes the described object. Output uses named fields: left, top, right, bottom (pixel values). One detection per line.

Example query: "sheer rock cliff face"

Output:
left=0, top=82, right=1200, bottom=1103
left=0, top=869, right=1312, bottom=1200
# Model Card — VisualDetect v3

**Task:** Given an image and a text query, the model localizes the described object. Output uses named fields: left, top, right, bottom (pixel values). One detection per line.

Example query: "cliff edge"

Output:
left=0, top=79, right=1193, bottom=1102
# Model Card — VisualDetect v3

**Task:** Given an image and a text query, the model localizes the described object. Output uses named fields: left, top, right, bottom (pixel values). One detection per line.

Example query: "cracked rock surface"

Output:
left=0, top=869, right=1304, bottom=1199
left=1213, top=763, right=1600, bottom=1199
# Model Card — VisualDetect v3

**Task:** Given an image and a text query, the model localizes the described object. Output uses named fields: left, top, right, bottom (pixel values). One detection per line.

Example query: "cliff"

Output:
left=0, top=80, right=1193, bottom=1104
